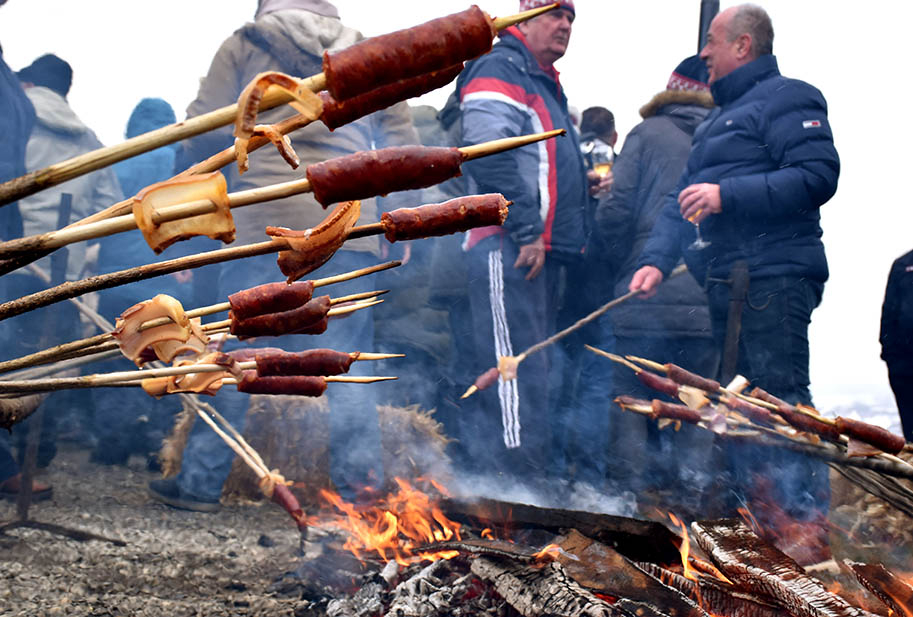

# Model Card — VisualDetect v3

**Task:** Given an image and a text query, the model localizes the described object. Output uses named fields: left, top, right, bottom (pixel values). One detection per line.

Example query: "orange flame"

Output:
left=319, top=477, right=463, bottom=566
left=669, top=512, right=698, bottom=582
left=532, top=543, right=562, bottom=561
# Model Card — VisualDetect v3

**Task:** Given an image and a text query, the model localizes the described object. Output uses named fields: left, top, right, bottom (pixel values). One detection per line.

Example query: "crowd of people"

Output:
left=0, top=0, right=910, bottom=564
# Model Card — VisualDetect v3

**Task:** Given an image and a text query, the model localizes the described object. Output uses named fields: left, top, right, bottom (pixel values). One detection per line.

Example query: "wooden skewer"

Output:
left=0, top=260, right=400, bottom=374
left=201, top=299, right=383, bottom=333
left=0, top=7, right=554, bottom=208
left=0, top=130, right=563, bottom=259
left=461, top=264, right=687, bottom=399
left=0, top=370, right=397, bottom=394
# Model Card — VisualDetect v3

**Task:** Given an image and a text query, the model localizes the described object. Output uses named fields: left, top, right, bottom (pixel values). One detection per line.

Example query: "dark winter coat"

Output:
left=595, top=89, right=715, bottom=338
left=457, top=27, right=588, bottom=257
left=638, top=55, right=840, bottom=284
left=0, top=49, right=35, bottom=241
left=880, top=248, right=913, bottom=373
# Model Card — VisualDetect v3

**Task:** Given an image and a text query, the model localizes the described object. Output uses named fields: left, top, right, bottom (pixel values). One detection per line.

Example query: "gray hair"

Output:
left=728, top=4, right=774, bottom=57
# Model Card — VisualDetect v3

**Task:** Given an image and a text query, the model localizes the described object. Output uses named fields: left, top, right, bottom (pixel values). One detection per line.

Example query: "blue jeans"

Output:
left=707, top=275, right=829, bottom=522
left=177, top=251, right=384, bottom=502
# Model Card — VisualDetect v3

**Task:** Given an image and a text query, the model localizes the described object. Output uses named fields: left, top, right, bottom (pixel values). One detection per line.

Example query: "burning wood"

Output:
left=691, top=519, right=868, bottom=617
left=844, top=561, right=913, bottom=617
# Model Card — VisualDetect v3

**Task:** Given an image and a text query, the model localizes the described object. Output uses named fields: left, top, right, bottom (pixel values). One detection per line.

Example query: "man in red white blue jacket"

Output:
left=454, top=0, right=605, bottom=482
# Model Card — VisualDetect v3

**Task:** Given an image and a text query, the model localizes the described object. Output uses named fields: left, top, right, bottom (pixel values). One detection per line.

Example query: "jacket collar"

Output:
left=710, top=54, right=780, bottom=106
left=639, top=89, right=715, bottom=119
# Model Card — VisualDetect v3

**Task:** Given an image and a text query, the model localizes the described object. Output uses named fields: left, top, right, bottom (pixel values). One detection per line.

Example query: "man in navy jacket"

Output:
left=629, top=4, right=839, bottom=563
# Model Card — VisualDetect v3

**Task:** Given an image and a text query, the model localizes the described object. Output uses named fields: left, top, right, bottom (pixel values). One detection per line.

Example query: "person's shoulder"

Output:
left=763, top=73, right=827, bottom=106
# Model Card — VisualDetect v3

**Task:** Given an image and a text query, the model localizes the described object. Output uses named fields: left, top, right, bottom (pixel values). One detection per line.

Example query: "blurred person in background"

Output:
left=149, top=0, right=420, bottom=511
left=594, top=55, right=717, bottom=511
left=6, top=53, right=122, bottom=474
left=879, top=248, right=913, bottom=441
left=90, top=98, right=199, bottom=468
left=0, top=4, right=49, bottom=499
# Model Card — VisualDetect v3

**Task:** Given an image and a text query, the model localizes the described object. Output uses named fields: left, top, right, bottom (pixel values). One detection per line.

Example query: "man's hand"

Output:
left=514, top=236, right=546, bottom=281
left=629, top=265, right=664, bottom=298
left=587, top=168, right=614, bottom=197
left=678, top=183, right=721, bottom=224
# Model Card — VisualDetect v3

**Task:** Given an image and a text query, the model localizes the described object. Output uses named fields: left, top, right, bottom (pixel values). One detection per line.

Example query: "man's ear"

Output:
left=736, top=33, right=753, bottom=60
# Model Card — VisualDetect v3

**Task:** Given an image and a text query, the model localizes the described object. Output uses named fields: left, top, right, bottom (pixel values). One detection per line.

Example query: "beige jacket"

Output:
left=181, top=9, right=420, bottom=251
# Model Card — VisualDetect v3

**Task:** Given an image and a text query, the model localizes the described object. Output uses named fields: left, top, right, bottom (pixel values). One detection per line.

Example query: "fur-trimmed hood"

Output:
left=639, top=89, right=715, bottom=120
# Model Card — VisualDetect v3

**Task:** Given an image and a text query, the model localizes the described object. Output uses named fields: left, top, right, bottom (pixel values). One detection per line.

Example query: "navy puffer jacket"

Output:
left=639, top=55, right=840, bottom=284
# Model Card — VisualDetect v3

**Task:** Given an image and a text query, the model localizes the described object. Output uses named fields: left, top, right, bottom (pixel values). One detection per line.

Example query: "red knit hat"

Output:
left=666, top=55, right=710, bottom=93
left=519, top=0, right=576, bottom=17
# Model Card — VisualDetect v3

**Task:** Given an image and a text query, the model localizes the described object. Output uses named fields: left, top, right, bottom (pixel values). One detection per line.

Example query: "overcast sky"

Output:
left=1, top=1, right=910, bottom=416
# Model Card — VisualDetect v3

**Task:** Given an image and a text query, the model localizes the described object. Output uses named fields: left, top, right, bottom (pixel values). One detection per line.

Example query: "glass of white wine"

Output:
left=592, top=147, right=614, bottom=178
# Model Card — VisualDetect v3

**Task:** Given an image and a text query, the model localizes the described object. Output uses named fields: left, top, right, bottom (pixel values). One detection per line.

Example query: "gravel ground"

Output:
left=0, top=444, right=314, bottom=616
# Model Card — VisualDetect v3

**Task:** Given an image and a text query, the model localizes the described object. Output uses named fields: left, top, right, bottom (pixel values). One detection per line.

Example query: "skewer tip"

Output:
left=493, top=3, right=560, bottom=30
left=460, top=385, right=478, bottom=400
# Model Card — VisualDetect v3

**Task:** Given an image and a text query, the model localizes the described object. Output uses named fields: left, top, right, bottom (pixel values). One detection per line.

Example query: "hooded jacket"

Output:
left=180, top=9, right=419, bottom=251
left=18, top=86, right=122, bottom=281
left=595, top=89, right=715, bottom=338
left=456, top=27, right=588, bottom=257
left=0, top=49, right=34, bottom=242
left=638, top=55, right=840, bottom=284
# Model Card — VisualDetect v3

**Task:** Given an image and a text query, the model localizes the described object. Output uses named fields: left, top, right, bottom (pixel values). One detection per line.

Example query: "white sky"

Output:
left=1, top=1, right=911, bottom=414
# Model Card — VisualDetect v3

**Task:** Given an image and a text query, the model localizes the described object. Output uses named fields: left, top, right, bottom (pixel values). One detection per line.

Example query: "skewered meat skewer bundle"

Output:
left=0, top=3, right=560, bottom=207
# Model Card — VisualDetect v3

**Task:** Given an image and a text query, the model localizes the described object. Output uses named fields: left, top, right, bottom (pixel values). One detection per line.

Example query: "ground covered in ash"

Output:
left=0, top=443, right=313, bottom=616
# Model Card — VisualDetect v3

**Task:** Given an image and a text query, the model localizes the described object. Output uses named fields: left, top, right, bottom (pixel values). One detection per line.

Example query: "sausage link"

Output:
left=306, top=146, right=465, bottom=208
left=323, top=6, right=495, bottom=101
left=836, top=416, right=906, bottom=455
left=636, top=370, right=681, bottom=398
left=320, top=64, right=464, bottom=130
left=665, top=363, right=720, bottom=392
left=256, top=349, right=353, bottom=377
left=381, top=194, right=510, bottom=242
left=230, top=295, right=331, bottom=338
left=228, top=281, right=315, bottom=320
left=721, top=395, right=774, bottom=425
left=651, top=399, right=702, bottom=424
left=237, top=374, right=328, bottom=397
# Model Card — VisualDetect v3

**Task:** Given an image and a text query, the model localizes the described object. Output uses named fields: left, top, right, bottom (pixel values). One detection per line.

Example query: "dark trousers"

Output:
left=459, top=236, right=556, bottom=481
left=887, top=367, right=913, bottom=441
left=707, top=275, right=829, bottom=522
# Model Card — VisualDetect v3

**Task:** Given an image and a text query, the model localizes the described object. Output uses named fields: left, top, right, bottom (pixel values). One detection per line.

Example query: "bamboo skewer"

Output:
left=0, top=6, right=558, bottom=209
left=0, top=129, right=563, bottom=260
left=199, top=298, right=385, bottom=334
left=0, top=260, right=400, bottom=374
left=461, top=263, right=687, bottom=399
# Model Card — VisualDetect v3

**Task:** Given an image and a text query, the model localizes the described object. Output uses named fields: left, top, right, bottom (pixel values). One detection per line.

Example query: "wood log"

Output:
left=554, top=529, right=708, bottom=617
left=441, top=497, right=681, bottom=564
left=691, top=519, right=868, bottom=617
left=845, top=561, right=913, bottom=617
left=471, top=557, right=621, bottom=617
left=0, top=392, right=46, bottom=430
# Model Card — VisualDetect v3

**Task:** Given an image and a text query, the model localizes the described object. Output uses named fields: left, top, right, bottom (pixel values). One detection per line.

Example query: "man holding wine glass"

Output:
left=627, top=3, right=840, bottom=561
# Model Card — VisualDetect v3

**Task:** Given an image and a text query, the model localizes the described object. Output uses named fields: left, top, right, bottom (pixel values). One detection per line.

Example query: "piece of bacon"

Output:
left=306, top=146, right=465, bottom=208
left=113, top=294, right=193, bottom=366
left=151, top=317, right=209, bottom=364
left=322, top=6, right=495, bottom=101
left=267, top=200, right=361, bottom=283
left=139, top=352, right=240, bottom=398
left=320, top=64, right=464, bottom=131
left=228, top=281, right=315, bottom=321
left=237, top=373, right=328, bottom=397
left=251, top=124, right=300, bottom=169
left=835, top=416, right=906, bottom=455
left=255, top=349, right=354, bottom=377
left=234, top=71, right=323, bottom=173
left=132, top=172, right=234, bottom=254
left=381, top=194, right=510, bottom=242
left=230, top=295, right=331, bottom=339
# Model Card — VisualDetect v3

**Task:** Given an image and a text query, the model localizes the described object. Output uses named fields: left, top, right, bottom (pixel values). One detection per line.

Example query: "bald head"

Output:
left=700, top=4, right=773, bottom=83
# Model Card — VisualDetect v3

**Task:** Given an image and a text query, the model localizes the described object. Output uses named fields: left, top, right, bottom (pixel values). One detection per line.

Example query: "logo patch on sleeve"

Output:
left=802, top=119, right=822, bottom=128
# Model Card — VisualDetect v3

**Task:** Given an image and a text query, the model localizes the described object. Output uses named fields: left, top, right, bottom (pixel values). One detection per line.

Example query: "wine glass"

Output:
left=591, top=147, right=614, bottom=179
left=688, top=210, right=711, bottom=250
